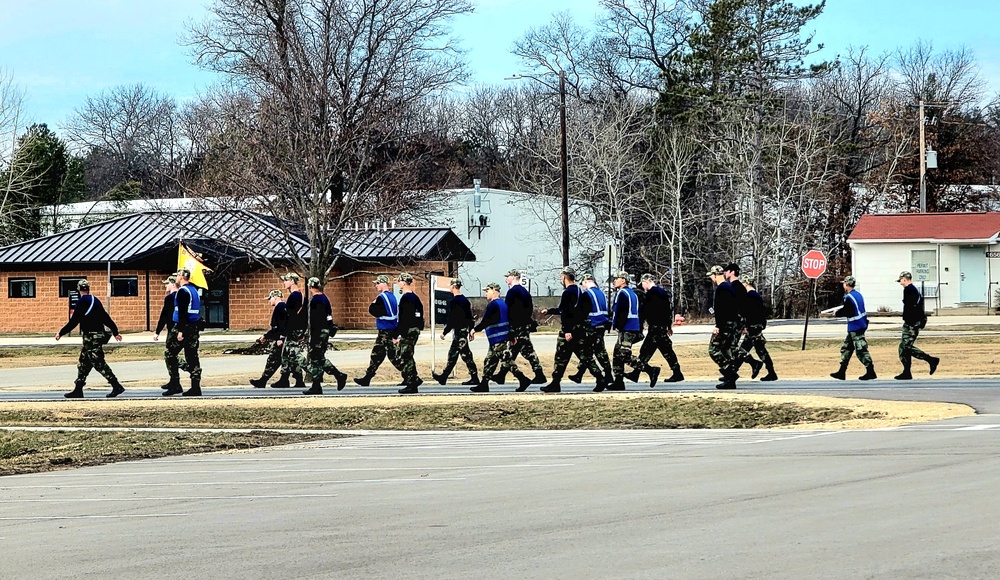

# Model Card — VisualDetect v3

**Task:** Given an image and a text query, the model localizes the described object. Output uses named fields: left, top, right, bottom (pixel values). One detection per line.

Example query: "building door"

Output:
left=202, top=275, right=229, bottom=329
left=959, top=246, right=987, bottom=303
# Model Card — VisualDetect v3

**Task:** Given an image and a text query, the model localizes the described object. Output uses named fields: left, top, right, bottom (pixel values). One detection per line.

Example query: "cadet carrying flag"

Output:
left=178, top=243, right=212, bottom=288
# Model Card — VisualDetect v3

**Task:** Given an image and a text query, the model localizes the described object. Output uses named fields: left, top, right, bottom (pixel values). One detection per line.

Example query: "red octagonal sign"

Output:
left=801, top=250, right=827, bottom=279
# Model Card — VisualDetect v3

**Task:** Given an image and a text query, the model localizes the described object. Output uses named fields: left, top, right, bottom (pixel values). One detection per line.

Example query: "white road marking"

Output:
left=954, top=424, right=1000, bottom=430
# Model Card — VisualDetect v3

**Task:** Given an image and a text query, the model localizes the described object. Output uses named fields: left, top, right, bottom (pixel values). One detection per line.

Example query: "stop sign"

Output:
left=801, top=250, right=827, bottom=279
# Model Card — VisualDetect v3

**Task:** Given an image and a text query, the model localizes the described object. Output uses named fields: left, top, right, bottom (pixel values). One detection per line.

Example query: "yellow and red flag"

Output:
left=178, top=244, right=212, bottom=288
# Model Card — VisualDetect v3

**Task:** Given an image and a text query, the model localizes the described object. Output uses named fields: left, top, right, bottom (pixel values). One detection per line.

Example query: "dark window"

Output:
left=59, top=277, right=86, bottom=298
left=111, top=277, right=139, bottom=297
left=9, top=278, right=36, bottom=298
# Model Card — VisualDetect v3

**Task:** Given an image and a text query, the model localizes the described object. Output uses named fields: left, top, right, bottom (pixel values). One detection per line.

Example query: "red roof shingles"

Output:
left=848, top=212, right=1000, bottom=241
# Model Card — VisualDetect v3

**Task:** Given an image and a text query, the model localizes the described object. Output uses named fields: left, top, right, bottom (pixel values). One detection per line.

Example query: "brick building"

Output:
left=0, top=210, right=474, bottom=333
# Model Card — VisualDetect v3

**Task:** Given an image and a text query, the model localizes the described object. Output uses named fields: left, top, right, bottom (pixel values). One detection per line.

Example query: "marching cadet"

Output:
left=250, top=290, right=287, bottom=388
left=723, top=263, right=764, bottom=379
left=574, top=274, right=612, bottom=392
left=470, top=282, right=531, bottom=393
left=736, top=280, right=777, bottom=381
left=394, top=273, right=425, bottom=394
left=432, top=278, right=480, bottom=386
left=163, top=268, right=204, bottom=396
left=355, top=274, right=402, bottom=386
left=539, top=266, right=587, bottom=393
left=631, top=273, right=682, bottom=386
left=301, top=277, right=349, bottom=395
left=895, top=271, right=939, bottom=380
left=153, top=275, right=186, bottom=389
left=609, top=271, right=651, bottom=391
left=500, top=269, right=546, bottom=385
left=708, top=265, right=741, bottom=389
left=55, top=279, right=125, bottom=398
left=272, top=273, right=307, bottom=390
left=830, top=276, right=877, bottom=381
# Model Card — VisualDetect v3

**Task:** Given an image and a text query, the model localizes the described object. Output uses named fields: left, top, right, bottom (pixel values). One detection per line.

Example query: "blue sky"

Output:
left=1, top=0, right=998, bottom=133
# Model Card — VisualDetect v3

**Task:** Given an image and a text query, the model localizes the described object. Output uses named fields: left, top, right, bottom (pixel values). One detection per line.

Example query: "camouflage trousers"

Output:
left=395, top=328, right=420, bottom=383
left=365, top=330, right=401, bottom=376
left=442, top=327, right=477, bottom=377
left=585, top=326, right=613, bottom=374
left=508, top=326, right=543, bottom=374
left=738, top=324, right=771, bottom=363
left=165, top=327, right=201, bottom=381
left=75, top=332, right=119, bottom=386
left=613, top=330, right=647, bottom=376
left=281, top=330, right=307, bottom=376
left=637, top=325, right=680, bottom=372
left=552, top=328, right=600, bottom=379
left=840, top=329, right=873, bottom=366
left=482, top=340, right=519, bottom=380
left=304, top=328, right=343, bottom=381
left=708, top=323, right=740, bottom=373
left=258, top=341, right=283, bottom=381
left=898, top=323, right=932, bottom=367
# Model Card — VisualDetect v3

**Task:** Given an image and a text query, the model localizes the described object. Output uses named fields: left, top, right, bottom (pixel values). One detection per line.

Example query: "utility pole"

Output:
left=919, top=99, right=926, bottom=213
left=559, top=70, right=569, bottom=267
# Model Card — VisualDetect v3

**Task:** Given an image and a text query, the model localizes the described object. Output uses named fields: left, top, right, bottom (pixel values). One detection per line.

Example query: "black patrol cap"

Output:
left=723, top=263, right=740, bottom=276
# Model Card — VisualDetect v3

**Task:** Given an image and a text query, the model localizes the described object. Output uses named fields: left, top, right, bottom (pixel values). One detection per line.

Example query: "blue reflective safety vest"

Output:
left=613, top=286, right=641, bottom=332
left=172, top=284, right=201, bottom=323
left=375, top=291, right=399, bottom=331
left=485, top=299, right=510, bottom=345
left=585, top=287, right=609, bottom=327
left=845, top=289, right=868, bottom=332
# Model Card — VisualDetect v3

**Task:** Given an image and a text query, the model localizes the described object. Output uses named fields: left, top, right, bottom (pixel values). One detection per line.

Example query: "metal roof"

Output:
left=0, top=211, right=473, bottom=265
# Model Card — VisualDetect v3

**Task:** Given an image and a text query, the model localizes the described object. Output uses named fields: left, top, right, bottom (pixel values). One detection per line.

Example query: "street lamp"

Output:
left=507, top=70, right=570, bottom=267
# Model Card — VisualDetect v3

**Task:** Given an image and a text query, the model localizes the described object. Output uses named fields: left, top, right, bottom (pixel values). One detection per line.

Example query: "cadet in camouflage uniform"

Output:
left=153, top=275, right=187, bottom=389
left=830, top=276, right=877, bottom=381
left=163, top=268, right=204, bottom=397
left=574, top=274, right=612, bottom=392
left=500, top=269, right=546, bottom=385
left=55, top=279, right=126, bottom=399
left=355, top=274, right=402, bottom=386
left=736, top=280, right=777, bottom=381
left=273, top=272, right=307, bottom=390
left=707, top=265, right=741, bottom=389
left=630, top=273, right=681, bottom=386
left=895, top=271, right=940, bottom=380
left=540, top=267, right=588, bottom=393
left=394, top=273, right=425, bottom=394
left=470, top=283, right=532, bottom=392
left=609, top=271, right=649, bottom=391
left=250, top=289, right=287, bottom=388
left=432, top=278, right=479, bottom=386
left=301, top=277, right=349, bottom=395
left=724, top=263, right=764, bottom=379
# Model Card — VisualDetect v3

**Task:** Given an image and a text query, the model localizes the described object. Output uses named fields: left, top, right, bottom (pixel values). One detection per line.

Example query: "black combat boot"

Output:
left=748, top=357, right=764, bottom=379
left=894, top=364, right=912, bottom=380
left=470, top=377, right=490, bottom=393
left=303, top=377, right=323, bottom=395
left=623, top=369, right=641, bottom=383
left=567, top=369, right=584, bottom=384
left=292, top=373, right=307, bottom=390
left=492, top=369, right=508, bottom=385
left=162, top=378, right=183, bottom=396
left=715, top=370, right=737, bottom=390
left=859, top=364, right=877, bottom=381
left=928, top=357, right=940, bottom=375
left=182, top=378, right=202, bottom=397
left=270, top=373, right=291, bottom=388
left=513, top=370, right=532, bottom=392
left=432, top=369, right=450, bottom=385
left=647, top=366, right=660, bottom=389
left=531, top=370, right=547, bottom=384
left=398, top=377, right=420, bottom=394
left=354, top=372, right=375, bottom=387
left=830, top=362, right=849, bottom=381
left=461, top=374, right=480, bottom=386
left=65, top=381, right=85, bottom=399
left=107, top=379, right=125, bottom=398
left=607, top=375, right=626, bottom=391
left=759, top=355, right=778, bottom=381
left=664, top=367, right=685, bottom=383
left=333, top=369, right=348, bottom=391
left=540, top=374, right=562, bottom=393
left=592, top=373, right=607, bottom=393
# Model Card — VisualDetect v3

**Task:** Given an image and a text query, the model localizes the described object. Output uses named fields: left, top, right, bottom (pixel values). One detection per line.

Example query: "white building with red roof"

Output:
left=847, top=212, right=1000, bottom=313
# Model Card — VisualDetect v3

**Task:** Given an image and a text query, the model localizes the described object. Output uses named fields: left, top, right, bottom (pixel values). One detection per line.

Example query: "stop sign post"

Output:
left=801, top=250, right=827, bottom=350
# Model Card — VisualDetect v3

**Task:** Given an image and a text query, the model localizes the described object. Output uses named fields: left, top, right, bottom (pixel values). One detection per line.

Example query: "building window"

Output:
left=8, top=278, right=36, bottom=298
left=111, top=276, right=139, bottom=297
left=59, top=277, right=86, bottom=298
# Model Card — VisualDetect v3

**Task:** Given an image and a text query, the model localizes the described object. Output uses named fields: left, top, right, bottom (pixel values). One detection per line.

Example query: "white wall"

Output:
left=428, top=188, right=614, bottom=296
left=851, top=241, right=1000, bottom=311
